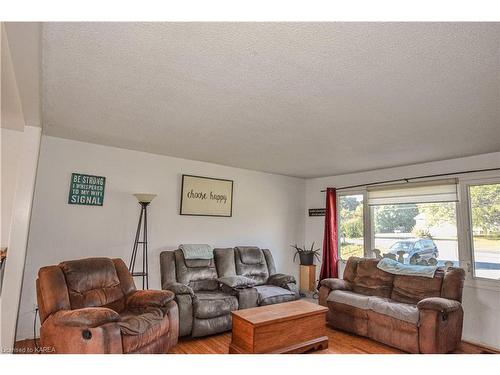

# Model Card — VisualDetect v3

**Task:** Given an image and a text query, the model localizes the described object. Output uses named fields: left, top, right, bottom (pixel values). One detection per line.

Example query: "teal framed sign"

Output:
left=68, top=173, right=106, bottom=206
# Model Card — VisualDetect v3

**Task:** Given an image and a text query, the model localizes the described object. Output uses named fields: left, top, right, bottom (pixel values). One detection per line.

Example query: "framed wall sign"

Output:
left=180, top=174, right=233, bottom=217
left=68, top=172, right=106, bottom=206
left=308, top=208, right=326, bottom=217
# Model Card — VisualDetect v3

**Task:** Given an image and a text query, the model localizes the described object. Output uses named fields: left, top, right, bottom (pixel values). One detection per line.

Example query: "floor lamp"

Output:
left=129, top=193, right=156, bottom=289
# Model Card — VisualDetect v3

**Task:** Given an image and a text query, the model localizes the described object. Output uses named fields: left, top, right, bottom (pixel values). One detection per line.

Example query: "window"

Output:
left=371, top=202, right=459, bottom=266
left=368, top=180, right=459, bottom=266
left=338, top=194, right=364, bottom=259
left=468, top=183, right=500, bottom=280
left=336, top=176, right=500, bottom=285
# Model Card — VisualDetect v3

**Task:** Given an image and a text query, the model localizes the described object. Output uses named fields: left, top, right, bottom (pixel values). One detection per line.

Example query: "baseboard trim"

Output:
left=462, top=339, right=500, bottom=353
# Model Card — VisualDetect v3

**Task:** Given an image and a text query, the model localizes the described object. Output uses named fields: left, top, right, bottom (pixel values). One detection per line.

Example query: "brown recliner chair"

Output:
left=36, top=257, right=179, bottom=354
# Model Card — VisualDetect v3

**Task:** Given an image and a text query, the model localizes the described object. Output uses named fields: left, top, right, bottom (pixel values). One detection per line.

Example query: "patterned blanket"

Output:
left=180, top=244, right=213, bottom=260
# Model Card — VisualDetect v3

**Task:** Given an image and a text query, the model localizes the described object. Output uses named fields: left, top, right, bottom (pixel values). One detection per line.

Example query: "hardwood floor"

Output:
left=170, top=326, right=497, bottom=354
left=15, top=326, right=497, bottom=354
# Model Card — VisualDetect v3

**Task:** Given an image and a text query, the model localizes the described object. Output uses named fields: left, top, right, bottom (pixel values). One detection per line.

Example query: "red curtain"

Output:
left=319, top=187, right=339, bottom=283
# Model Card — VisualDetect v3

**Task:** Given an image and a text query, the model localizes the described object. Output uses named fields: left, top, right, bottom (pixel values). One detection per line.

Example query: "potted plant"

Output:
left=291, top=242, right=321, bottom=266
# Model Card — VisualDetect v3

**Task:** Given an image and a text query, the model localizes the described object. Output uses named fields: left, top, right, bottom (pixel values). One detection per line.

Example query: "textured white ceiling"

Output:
left=42, top=23, right=500, bottom=178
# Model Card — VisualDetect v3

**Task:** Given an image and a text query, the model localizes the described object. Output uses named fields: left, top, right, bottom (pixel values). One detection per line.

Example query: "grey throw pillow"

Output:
left=217, top=276, right=257, bottom=289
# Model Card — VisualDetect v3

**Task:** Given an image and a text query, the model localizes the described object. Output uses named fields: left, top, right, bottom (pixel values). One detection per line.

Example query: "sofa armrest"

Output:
left=418, top=298, right=464, bottom=353
left=164, top=300, right=179, bottom=349
left=284, top=282, right=300, bottom=299
left=41, top=311, right=123, bottom=353
left=320, top=278, right=352, bottom=291
left=218, top=275, right=257, bottom=289
left=50, top=307, right=120, bottom=328
left=163, top=282, right=194, bottom=297
left=417, top=297, right=462, bottom=313
left=126, top=290, right=175, bottom=308
left=267, top=273, right=296, bottom=288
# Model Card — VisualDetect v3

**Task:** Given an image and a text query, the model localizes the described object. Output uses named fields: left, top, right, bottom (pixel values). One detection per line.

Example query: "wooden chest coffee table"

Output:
left=229, top=300, right=328, bottom=354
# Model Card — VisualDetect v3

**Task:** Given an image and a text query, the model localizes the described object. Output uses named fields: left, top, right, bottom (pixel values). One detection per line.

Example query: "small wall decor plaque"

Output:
left=68, top=172, right=106, bottom=206
left=180, top=174, right=233, bottom=217
left=308, top=208, right=326, bottom=217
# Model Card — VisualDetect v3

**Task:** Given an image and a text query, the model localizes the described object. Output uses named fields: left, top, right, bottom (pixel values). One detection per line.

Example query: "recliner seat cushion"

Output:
left=368, top=297, right=419, bottom=324
left=118, top=307, right=165, bottom=335
left=327, top=290, right=419, bottom=324
left=120, top=309, right=170, bottom=353
left=254, top=285, right=295, bottom=305
left=193, top=292, right=238, bottom=319
left=327, top=290, right=371, bottom=310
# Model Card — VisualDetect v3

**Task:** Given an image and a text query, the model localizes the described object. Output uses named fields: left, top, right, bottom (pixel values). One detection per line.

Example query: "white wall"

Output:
left=16, top=135, right=306, bottom=340
left=2, top=22, right=42, bottom=128
left=1, top=128, right=23, bottom=247
left=305, top=151, right=500, bottom=349
left=1, top=22, right=43, bottom=350
left=13, top=133, right=500, bottom=348
left=1, top=126, right=41, bottom=349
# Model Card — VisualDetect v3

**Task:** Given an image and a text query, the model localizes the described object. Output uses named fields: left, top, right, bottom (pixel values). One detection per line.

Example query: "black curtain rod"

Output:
left=320, top=167, right=500, bottom=192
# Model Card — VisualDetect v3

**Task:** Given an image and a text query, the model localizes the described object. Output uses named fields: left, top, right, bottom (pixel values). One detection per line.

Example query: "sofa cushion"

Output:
left=236, top=246, right=264, bottom=264
left=174, top=250, right=218, bottom=290
left=118, top=307, right=165, bottom=335
left=327, top=290, right=419, bottom=324
left=59, top=257, right=125, bottom=310
left=368, top=297, right=419, bottom=324
left=214, top=248, right=237, bottom=277
left=343, top=257, right=360, bottom=283
left=254, top=285, right=295, bottom=306
left=184, top=258, right=214, bottom=268
left=352, top=259, right=395, bottom=298
left=267, top=273, right=296, bottom=288
left=193, top=292, right=238, bottom=319
left=391, top=271, right=443, bottom=304
left=217, top=275, right=257, bottom=289
left=192, top=314, right=233, bottom=338
left=327, top=290, right=371, bottom=310
left=120, top=308, right=170, bottom=353
left=189, top=279, right=220, bottom=292
left=234, top=248, right=269, bottom=285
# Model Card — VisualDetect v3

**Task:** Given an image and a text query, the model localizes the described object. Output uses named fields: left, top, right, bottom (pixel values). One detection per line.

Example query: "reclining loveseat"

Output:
left=319, top=257, right=465, bottom=353
left=160, top=246, right=299, bottom=337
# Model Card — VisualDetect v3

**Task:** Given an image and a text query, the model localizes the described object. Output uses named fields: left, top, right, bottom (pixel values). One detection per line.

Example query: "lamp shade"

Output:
left=133, top=193, right=157, bottom=203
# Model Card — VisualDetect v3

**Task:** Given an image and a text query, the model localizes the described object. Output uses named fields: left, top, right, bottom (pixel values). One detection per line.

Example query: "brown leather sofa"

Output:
left=36, top=257, right=179, bottom=354
left=319, top=257, right=465, bottom=353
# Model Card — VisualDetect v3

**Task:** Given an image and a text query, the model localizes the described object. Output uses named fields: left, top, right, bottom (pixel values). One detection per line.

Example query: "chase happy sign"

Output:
left=68, top=173, right=106, bottom=206
left=180, top=174, right=233, bottom=217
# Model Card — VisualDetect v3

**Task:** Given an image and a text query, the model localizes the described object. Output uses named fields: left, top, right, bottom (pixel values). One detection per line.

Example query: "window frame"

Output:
left=335, top=171, right=500, bottom=291
left=337, top=189, right=371, bottom=260
left=460, top=175, right=500, bottom=288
